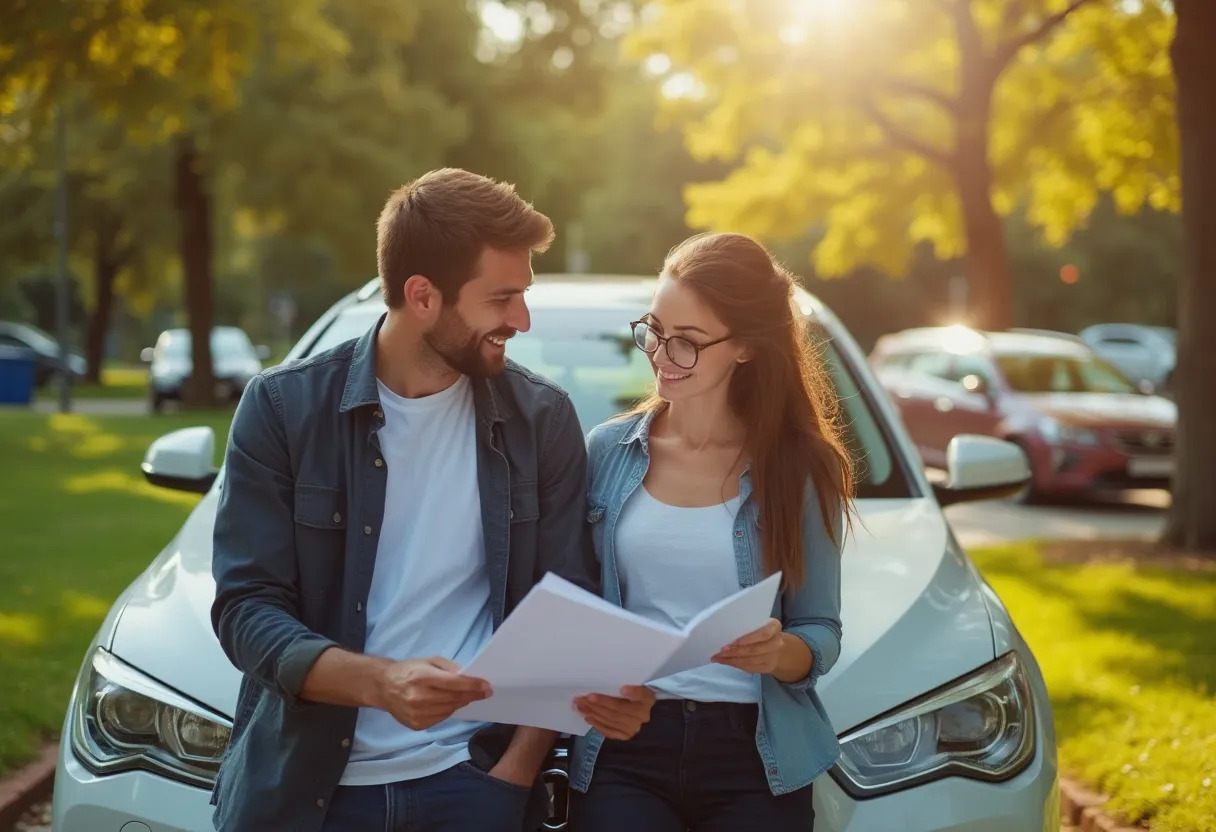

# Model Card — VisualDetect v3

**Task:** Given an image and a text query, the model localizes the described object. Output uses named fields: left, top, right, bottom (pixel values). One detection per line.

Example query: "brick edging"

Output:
left=1060, top=777, right=1145, bottom=831
left=0, top=743, right=57, bottom=831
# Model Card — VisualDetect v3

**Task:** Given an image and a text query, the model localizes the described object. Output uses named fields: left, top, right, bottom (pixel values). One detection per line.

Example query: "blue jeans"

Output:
left=571, top=700, right=815, bottom=832
left=321, top=761, right=532, bottom=831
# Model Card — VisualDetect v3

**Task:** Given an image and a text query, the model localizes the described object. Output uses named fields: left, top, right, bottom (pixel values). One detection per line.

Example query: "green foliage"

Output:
left=630, top=0, right=1179, bottom=280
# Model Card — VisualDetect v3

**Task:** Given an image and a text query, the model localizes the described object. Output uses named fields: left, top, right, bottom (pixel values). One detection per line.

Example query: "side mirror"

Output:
left=140, top=347, right=155, bottom=363
left=933, top=435, right=1030, bottom=506
left=256, top=345, right=272, bottom=361
left=141, top=427, right=219, bottom=494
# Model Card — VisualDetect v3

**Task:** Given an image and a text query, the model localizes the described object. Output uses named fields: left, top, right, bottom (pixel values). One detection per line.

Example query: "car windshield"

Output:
left=303, top=301, right=909, bottom=499
left=160, top=329, right=253, bottom=359
left=304, top=299, right=914, bottom=493
left=994, top=352, right=1137, bottom=394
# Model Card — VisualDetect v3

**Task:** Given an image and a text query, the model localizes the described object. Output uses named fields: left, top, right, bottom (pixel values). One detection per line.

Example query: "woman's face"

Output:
left=642, top=275, right=746, bottom=403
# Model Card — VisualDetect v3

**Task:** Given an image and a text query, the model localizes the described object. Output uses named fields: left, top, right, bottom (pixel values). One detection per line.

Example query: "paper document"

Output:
left=452, top=571, right=782, bottom=735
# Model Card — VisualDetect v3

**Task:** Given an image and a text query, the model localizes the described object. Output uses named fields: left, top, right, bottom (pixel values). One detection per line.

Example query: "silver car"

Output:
left=54, top=275, right=1057, bottom=831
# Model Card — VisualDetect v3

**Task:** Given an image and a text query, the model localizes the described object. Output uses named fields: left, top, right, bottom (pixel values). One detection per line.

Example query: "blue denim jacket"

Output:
left=209, top=316, right=597, bottom=831
left=571, top=410, right=843, bottom=796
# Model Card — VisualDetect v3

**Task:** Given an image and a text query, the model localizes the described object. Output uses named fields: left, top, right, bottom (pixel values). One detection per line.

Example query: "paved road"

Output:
left=32, top=398, right=149, bottom=416
left=945, top=489, right=1169, bottom=548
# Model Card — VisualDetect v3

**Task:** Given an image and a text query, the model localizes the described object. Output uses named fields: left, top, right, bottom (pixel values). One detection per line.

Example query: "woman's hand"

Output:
left=712, top=618, right=785, bottom=675
left=574, top=685, right=656, bottom=740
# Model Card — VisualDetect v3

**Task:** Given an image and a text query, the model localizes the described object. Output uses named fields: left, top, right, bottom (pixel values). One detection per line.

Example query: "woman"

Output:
left=569, top=232, right=855, bottom=831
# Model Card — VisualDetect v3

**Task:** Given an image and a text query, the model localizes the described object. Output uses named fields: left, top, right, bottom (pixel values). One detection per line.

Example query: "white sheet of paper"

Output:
left=651, top=571, right=783, bottom=679
left=452, top=572, right=782, bottom=735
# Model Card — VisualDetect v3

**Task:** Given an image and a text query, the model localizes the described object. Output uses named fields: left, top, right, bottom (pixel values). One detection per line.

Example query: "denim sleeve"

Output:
left=537, top=393, right=601, bottom=595
left=781, top=478, right=844, bottom=693
left=211, top=374, right=338, bottom=710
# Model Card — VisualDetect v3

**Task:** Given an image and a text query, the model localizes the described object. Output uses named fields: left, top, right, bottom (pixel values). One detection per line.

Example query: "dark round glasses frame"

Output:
left=629, top=320, right=732, bottom=370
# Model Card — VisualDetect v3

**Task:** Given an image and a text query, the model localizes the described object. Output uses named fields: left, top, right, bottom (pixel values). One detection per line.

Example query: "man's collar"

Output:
left=339, top=311, right=513, bottom=426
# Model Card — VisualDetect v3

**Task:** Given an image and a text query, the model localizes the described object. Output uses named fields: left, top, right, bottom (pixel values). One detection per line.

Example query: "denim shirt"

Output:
left=571, top=410, right=843, bottom=796
left=209, top=316, right=598, bottom=832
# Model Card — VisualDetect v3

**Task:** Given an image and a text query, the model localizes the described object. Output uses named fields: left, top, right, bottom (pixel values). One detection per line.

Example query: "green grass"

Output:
left=35, top=365, right=149, bottom=400
left=0, top=409, right=234, bottom=775
left=973, top=543, right=1216, bottom=832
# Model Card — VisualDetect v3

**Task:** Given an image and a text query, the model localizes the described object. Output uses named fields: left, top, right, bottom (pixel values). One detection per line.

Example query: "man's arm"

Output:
left=211, top=375, right=338, bottom=709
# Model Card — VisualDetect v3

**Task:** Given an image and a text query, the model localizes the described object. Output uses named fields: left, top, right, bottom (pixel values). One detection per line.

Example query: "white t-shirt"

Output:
left=339, top=375, right=494, bottom=786
left=615, top=486, right=761, bottom=704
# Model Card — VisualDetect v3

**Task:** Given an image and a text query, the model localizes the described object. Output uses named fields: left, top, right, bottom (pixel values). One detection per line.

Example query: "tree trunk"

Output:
left=84, top=216, right=122, bottom=384
left=174, top=135, right=217, bottom=408
left=1163, top=0, right=1216, bottom=554
left=953, top=58, right=1013, bottom=332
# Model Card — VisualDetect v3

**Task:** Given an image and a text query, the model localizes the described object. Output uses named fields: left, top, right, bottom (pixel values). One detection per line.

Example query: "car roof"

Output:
left=351, top=274, right=826, bottom=316
left=876, top=326, right=1093, bottom=359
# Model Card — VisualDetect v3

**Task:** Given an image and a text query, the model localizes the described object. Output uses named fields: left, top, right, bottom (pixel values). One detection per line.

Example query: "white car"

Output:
left=140, top=326, right=272, bottom=412
left=54, top=275, right=1058, bottom=831
left=1078, top=323, right=1176, bottom=393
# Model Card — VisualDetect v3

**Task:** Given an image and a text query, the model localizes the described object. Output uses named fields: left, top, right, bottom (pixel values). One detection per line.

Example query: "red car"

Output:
left=870, top=326, right=1176, bottom=501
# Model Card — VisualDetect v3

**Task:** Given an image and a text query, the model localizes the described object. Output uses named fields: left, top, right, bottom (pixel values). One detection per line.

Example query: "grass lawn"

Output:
left=35, top=365, right=149, bottom=400
left=0, top=408, right=234, bottom=776
left=972, top=543, right=1216, bottom=832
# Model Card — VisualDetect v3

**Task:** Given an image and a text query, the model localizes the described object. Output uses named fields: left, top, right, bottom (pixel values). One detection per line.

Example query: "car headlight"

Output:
left=832, top=652, right=1036, bottom=798
left=71, top=647, right=230, bottom=788
left=1038, top=416, right=1100, bottom=446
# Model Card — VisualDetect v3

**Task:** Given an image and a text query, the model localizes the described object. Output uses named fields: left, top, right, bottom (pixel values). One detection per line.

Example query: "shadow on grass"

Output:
left=1076, top=580, right=1216, bottom=695
left=975, top=541, right=1216, bottom=689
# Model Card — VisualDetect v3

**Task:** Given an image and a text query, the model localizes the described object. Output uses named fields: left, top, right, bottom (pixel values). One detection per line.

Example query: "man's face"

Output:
left=425, top=247, right=533, bottom=378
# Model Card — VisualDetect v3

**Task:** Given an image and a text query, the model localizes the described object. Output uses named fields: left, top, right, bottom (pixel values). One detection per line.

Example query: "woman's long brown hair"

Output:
left=635, top=232, right=855, bottom=589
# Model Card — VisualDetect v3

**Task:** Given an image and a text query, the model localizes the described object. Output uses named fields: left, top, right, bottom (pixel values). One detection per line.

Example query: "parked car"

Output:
left=54, top=276, right=1057, bottom=832
left=1078, top=323, right=1176, bottom=394
left=870, top=325, right=1176, bottom=501
left=140, top=327, right=271, bottom=412
left=0, top=320, right=86, bottom=387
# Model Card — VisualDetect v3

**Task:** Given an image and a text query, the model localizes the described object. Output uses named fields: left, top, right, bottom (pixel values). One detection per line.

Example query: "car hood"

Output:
left=109, top=496, right=995, bottom=731
left=1016, top=392, right=1176, bottom=429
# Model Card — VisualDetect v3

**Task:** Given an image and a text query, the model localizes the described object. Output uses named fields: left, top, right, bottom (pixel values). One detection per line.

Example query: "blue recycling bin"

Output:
left=0, top=345, right=37, bottom=406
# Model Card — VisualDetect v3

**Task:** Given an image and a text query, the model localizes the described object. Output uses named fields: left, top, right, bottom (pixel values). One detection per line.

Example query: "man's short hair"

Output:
left=376, top=168, right=555, bottom=307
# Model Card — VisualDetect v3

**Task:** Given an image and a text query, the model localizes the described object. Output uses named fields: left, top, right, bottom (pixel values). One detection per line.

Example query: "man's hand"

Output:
left=574, top=685, right=655, bottom=740
left=375, top=657, right=491, bottom=731
left=712, top=618, right=784, bottom=675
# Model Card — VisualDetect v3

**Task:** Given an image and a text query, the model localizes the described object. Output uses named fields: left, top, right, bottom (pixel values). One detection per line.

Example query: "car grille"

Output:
left=1113, top=429, right=1174, bottom=456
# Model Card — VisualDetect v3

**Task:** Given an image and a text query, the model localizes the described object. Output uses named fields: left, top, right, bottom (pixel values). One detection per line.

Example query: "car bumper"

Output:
left=52, top=746, right=1059, bottom=832
left=151, top=377, right=249, bottom=400
left=1023, top=439, right=1172, bottom=494
left=53, top=745, right=215, bottom=832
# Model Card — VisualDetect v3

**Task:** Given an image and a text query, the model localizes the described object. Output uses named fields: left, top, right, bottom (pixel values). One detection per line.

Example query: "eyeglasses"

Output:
left=629, top=320, right=732, bottom=370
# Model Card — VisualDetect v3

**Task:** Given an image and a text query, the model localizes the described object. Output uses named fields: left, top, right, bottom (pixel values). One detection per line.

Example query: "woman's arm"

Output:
left=780, top=479, right=844, bottom=690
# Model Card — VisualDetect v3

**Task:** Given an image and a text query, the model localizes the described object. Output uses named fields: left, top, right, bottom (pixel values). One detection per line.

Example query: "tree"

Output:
left=0, top=101, right=175, bottom=381
left=1, top=0, right=346, bottom=404
left=630, top=0, right=1177, bottom=329
left=1164, top=0, right=1216, bottom=553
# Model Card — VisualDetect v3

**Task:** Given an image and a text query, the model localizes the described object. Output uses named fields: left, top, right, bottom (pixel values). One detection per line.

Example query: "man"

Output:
left=210, top=168, right=654, bottom=831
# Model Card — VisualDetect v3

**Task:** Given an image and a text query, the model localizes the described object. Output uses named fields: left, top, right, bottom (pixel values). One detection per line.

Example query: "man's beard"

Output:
left=424, top=306, right=514, bottom=378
